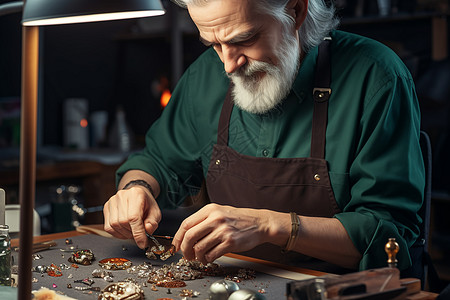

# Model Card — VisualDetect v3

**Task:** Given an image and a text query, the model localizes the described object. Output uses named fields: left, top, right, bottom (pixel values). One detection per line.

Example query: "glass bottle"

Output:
left=0, top=224, right=11, bottom=286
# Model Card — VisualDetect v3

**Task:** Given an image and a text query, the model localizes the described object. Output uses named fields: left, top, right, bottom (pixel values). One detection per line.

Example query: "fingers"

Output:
left=104, top=192, right=134, bottom=239
left=172, top=206, right=210, bottom=253
left=104, top=201, right=129, bottom=239
left=127, top=197, right=149, bottom=249
left=174, top=204, right=232, bottom=263
left=190, top=230, right=224, bottom=264
left=144, top=205, right=162, bottom=235
left=103, top=186, right=160, bottom=249
left=173, top=204, right=268, bottom=264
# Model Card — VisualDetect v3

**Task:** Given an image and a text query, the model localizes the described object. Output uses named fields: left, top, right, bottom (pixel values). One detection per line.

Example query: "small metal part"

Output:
left=60, top=245, right=78, bottom=252
left=32, top=254, right=43, bottom=260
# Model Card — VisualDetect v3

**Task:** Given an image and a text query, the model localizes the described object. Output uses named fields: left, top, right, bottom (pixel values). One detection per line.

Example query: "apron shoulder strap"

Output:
left=310, top=37, right=332, bottom=159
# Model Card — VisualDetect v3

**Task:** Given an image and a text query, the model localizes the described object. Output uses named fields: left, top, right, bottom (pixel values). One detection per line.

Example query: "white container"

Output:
left=90, top=110, right=108, bottom=147
left=377, top=0, right=391, bottom=16
left=63, top=98, right=89, bottom=150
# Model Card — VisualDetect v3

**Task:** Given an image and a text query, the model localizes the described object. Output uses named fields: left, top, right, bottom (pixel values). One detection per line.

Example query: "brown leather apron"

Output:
left=205, top=39, right=343, bottom=266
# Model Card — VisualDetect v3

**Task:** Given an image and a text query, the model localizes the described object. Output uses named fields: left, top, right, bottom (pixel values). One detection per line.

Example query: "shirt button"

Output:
left=262, top=149, right=269, bottom=157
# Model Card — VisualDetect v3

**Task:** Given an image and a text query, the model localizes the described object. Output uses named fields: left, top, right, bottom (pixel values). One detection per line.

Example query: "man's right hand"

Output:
left=103, top=184, right=161, bottom=249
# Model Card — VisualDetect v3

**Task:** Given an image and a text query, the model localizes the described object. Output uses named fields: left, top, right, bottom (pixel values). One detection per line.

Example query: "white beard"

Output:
left=228, top=32, right=300, bottom=114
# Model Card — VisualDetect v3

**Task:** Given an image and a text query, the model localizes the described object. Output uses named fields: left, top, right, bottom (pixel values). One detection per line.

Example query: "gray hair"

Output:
left=172, top=0, right=340, bottom=52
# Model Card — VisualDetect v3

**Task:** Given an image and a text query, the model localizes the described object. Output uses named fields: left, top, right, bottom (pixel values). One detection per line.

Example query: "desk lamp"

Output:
left=1, top=0, right=164, bottom=298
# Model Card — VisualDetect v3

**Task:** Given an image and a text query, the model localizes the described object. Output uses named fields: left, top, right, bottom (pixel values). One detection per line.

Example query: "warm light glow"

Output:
left=80, top=118, right=88, bottom=128
left=160, top=89, right=171, bottom=108
left=23, top=10, right=165, bottom=26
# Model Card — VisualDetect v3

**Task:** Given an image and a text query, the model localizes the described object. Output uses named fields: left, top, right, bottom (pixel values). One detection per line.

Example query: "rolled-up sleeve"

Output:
left=336, top=73, right=424, bottom=271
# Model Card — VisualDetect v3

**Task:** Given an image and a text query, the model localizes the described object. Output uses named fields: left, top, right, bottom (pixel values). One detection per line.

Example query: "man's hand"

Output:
left=103, top=185, right=161, bottom=249
left=172, top=203, right=289, bottom=264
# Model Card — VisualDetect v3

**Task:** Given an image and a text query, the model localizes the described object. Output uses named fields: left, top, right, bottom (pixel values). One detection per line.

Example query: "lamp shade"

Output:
left=22, top=0, right=165, bottom=26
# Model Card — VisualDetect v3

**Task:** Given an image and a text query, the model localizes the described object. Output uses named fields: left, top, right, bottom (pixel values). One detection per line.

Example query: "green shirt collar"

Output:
left=292, top=45, right=318, bottom=105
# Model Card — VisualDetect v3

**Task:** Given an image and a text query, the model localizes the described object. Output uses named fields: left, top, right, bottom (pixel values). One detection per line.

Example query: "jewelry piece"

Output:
left=179, top=289, right=194, bottom=297
left=145, top=245, right=175, bottom=261
left=92, top=269, right=113, bottom=280
left=224, top=268, right=256, bottom=282
left=74, top=278, right=94, bottom=286
left=32, top=254, right=43, bottom=260
left=283, top=212, right=300, bottom=252
left=98, top=281, right=144, bottom=300
left=47, top=264, right=63, bottom=277
left=32, top=265, right=47, bottom=274
left=126, top=262, right=152, bottom=278
left=68, top=249, right=95, bottom=265
left=74, top=286, right=100, bottom=292
left=99, top=258, right=132, bottom=270
left=157, top=280, right=186, bottom=288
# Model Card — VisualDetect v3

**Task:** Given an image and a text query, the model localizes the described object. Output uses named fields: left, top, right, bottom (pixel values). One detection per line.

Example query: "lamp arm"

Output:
left=0, top=1, right=23, bottom=17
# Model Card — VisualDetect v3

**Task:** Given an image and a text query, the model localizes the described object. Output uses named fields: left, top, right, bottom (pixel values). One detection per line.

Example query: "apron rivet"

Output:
left=314, top=174, right=321, bottom=181
left=318, top=92, right=324, bottom=98
left=215, top=159, right=221, bottom=165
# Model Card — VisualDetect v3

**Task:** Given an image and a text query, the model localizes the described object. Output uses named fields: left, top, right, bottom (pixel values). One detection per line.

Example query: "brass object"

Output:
left=314, top=174, right=321, bottom=181
left=385, top=238, right=399, bottom=268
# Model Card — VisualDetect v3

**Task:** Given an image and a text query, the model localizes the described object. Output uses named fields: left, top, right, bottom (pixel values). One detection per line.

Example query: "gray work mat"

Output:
left=13, top=234, right=299, bottom=299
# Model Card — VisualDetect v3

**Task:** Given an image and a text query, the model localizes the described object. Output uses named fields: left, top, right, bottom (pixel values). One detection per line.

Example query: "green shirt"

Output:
left=117, top=31, right=424, bottom=271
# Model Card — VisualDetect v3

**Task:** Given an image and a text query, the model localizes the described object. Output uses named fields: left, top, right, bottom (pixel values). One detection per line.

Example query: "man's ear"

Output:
left=286, top=0, right=308, bottom=30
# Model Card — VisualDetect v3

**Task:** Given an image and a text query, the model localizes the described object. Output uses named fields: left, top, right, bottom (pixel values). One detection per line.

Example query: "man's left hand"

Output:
left=172, top=203, right=289, bottom=264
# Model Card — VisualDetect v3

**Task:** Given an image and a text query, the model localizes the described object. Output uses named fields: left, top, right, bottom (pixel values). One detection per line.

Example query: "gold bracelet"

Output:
left=283, top=212, right=300, bottom=252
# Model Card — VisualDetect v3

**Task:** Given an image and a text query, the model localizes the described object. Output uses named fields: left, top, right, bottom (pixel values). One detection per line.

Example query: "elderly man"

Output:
left=103, top=0, right=424, bottom=275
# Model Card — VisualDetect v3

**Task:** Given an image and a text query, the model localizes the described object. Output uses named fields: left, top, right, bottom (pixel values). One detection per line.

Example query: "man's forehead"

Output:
left=188, top=0, right=262, bottom=43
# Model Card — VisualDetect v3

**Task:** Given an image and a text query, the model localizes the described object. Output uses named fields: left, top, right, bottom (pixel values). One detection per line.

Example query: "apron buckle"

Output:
left=313, top=88, right=332, bottom=102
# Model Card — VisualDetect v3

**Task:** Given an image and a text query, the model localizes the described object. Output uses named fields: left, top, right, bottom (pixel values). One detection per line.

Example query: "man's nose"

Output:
left=221, top=44, right=247, bottom=74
